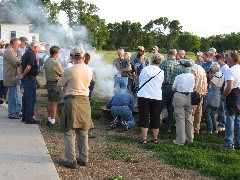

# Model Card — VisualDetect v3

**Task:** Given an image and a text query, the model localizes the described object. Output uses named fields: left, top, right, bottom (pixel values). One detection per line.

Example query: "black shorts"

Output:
left=138, top=97, right=163, bottom=129
left=46, top=81, right=60, bottom=102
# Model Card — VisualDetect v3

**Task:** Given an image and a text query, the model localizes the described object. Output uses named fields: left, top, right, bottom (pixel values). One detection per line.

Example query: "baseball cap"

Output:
left=208, top=47, right=216, bottom=53
left=137, top=46, right=145, bottom=52
left=73, top=47, right=85, bottom=57
left=179, top=59, right=192, bottom=67
left=152, top=46, right=158, bottom=50
left=0, top=40, right=6, bottom=46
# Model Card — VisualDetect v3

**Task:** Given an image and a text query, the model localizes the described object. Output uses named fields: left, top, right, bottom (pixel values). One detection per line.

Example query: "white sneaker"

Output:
left=217, top=127, right=225, bottom=132
left=173, top=140, right=184, bottom=146
left=0, top=103, right=8, bottom=108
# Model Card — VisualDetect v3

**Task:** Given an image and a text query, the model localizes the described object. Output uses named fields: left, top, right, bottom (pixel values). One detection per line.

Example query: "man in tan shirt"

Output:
left=3, top=38, right=21, bottom=119
left=44, top=45, right=64, bottom=127
left=191, top=62, right=207, bottom=134
left=57, top=50, right=93, bottom=169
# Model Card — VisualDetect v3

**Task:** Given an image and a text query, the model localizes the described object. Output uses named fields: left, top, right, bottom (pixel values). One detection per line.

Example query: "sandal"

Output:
left=8, top=114, right=20, bottom=119
left=139, top=138, right=147, bottom=144
left=149, top=138, right=158, bottom=144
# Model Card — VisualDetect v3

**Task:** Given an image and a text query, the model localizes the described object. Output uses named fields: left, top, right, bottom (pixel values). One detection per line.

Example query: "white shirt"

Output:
left=225, top=64, right=240, bottom=89
left=65, top=62, right=74, bottom=69
left=220, top=64, right=229, bottom=76
left=137, top=65, right=164, bottom=100
left=210, top=71, right=224, bottom=88
left=173, top=73, right=195, bottom=92
left=0, top=56, right=3, bottom=80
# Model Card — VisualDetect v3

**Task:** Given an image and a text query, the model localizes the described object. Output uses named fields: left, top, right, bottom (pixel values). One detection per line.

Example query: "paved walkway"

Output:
left=0, top=107, right=59, bottom=180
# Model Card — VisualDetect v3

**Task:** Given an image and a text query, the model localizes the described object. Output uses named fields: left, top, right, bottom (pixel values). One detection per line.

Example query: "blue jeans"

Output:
left=114, top=77, right=128, bottom=93
left=7, top=85, right=21, bottom=117
left=217, top=100, right=226, bottom=128
left=89, top=81, right=95, bottom=100
left=111, top=106, right=135, bottom=128
left=162, top=85, right=174, bottom=132
left=22, top=76, right=36, bottom=120
left=224, top=108, right=240, bottom=148
left=205, top=105, right=217, bottom=132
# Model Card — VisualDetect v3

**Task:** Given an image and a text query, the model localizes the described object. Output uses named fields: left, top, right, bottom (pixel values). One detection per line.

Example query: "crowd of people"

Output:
left=0, top=38, right=95, bottom=169
left=0, top=37, right=240, bottom=169
left=108, top=46, right=240, bottom=149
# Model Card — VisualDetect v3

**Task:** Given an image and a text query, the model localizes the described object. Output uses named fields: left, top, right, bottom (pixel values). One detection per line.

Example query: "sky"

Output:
left=54, top=0, right=240, bottom=37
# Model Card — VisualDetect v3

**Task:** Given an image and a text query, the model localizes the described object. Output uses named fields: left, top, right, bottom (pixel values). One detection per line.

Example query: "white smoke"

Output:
left=5, top=0, right=117, bottom=97
left=88, top=52, right=117, bottom=98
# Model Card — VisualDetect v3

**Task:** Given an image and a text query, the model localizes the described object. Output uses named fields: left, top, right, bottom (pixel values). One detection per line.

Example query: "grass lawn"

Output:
left=89, top=50, right=240, bottom=179
left=104, top=130, right=240, bottom=180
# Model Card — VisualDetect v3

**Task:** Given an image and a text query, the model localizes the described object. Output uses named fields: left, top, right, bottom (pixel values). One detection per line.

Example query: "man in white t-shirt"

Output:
left=221, top=52, right=240, bottom=150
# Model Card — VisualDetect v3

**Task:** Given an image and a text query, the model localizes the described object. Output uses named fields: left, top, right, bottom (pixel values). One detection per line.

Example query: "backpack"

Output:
left=191, top=91, right=201, bottom=105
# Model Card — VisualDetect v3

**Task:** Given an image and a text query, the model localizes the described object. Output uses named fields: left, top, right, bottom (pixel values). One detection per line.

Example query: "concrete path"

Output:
left=0, top=107, right=59, bottom=180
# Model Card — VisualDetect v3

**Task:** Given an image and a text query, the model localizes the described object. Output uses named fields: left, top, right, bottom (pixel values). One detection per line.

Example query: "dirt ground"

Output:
left=36, top=81, right=211, bottom=180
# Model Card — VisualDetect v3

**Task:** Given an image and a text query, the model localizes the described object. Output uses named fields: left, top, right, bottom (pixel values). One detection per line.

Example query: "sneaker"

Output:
left=0, top=103, right=8, bottom=108
left=173, top=140, right=184, bottom=146
left=59, top=159, right=77, bottom=169
left=25, top=119, right=39, bottom=124
left=201, top=130, right=212, bottom=134
left=76, top=158, right=88, bottom=166
left=121, top=120, right=129, bottom=131
left=217, top=126, right=225, bottom=132
left=109, top=123, right=117, bottom=129
left=8, top=114, right=20, bottom=119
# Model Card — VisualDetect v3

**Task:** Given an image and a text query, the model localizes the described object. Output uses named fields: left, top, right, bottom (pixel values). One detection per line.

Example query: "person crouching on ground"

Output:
left=57, top=50, right=93, bottom=169
left=137, top=54, right=164, bottom=144
left=106, top=90, right=135, bottom=130
left=44, top=45, right=64, bottom=128
left=172, top=59, right=195, bottom=145
left=202, top=62, right=224, bottom=134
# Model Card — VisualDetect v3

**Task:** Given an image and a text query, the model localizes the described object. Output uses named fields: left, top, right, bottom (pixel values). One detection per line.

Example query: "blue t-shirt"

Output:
left=135, top=60, right=145, bottom=76
left=202, top=61, right=212, bottom=73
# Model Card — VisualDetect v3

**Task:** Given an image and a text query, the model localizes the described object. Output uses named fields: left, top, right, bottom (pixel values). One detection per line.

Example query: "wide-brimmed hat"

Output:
left=179, top=59, right=192, bottom=67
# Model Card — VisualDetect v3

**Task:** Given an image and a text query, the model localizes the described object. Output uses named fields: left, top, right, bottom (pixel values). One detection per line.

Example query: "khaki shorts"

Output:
left=46, top=81, right=60, bottom=102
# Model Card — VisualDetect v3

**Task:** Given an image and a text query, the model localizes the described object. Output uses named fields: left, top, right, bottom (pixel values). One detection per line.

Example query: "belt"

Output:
left=163, top=84, right=173, bottom=86
left=112, top=104, right=128, bottom=107
left=177, top=91, right=190, bottom=95
left=25, top=75, right=36, bottom=79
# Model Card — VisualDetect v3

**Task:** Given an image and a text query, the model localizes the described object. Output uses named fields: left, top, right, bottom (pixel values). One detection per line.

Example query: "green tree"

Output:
left=200, top=37, right=212, bottom=52
left=59, top=0, right=109, bottom=49
left=167, top=20, right=182, bottom=49
left=60, top=0, right=75, bottom=27
left=178, top=32, right=201, bottom=52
